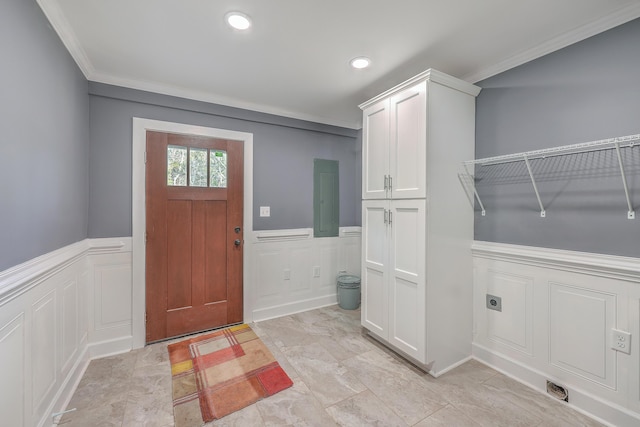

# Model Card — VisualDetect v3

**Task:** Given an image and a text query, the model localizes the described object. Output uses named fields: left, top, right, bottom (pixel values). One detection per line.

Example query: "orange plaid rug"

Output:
left=168, top=324, right=293, bottom=426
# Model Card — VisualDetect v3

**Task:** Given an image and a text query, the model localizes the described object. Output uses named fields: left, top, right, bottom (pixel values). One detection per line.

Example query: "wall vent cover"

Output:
left=546, top=380, right=569, bottom=402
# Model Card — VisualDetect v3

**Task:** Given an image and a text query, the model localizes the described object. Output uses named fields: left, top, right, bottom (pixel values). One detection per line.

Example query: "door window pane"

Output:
left=167, top=145, right=187, bottom=186
left=210, top=150, right=227, bottom=188
left=189, top=148, right=208, bottom=187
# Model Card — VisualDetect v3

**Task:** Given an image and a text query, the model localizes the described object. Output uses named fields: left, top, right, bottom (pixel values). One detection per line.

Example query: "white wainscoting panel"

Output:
left=549, top=282, right=616, bottom=388
left=0, top=230, right=357, bottom=425
left=95, top=263, right=131, bottom=326
left=61, top=279, right=78, bottom=375
left=250, top=227, right=361, bottom=321
left=472, top=241, right=640, bottom=427
left=31, top=289, right=57, bottom=418
left=0, top=237, right=133, bottom=427
left=0, top=313, right=26, bottom=427
left=86, top=239, right=133, bottom=357
left=486, top=270, right=533, bottom=356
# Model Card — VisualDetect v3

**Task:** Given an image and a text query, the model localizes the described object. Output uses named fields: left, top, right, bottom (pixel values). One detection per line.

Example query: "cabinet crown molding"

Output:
left=359, top=68, right=481, bottom=110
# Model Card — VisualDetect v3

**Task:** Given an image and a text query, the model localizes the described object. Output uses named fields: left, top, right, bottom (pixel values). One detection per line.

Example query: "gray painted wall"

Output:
left=475, top=18, right=640, bottom=257
left=88, top=83, right=361, bottom=237
left=0, top=0, right=89, bottom=271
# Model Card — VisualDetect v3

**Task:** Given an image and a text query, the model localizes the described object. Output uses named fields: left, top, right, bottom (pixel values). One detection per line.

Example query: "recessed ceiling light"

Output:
left=350, top=57, right=371, bottom=69
left=225, top=12, right=251, bottom=30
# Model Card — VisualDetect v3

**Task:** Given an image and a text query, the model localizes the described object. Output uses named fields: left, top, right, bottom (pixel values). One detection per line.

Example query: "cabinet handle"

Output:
left=384, top=209, right=389, bottom=224
left=389, top=176, right=392, bottom=192
left=384, top=175, right=388, bottom=191
left=389, top=211, right=393, bottom=225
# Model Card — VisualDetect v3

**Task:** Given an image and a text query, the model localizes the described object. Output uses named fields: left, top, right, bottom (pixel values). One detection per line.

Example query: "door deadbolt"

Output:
left=234, top=226, right=241, bottom=233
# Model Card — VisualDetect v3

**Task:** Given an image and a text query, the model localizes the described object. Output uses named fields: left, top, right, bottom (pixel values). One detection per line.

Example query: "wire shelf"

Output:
left=460, top=134, right=640, bottom=219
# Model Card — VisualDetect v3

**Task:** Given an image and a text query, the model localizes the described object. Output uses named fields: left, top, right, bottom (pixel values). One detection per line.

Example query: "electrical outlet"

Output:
left=283, top=269, right=291, bottom=280
left=611, top=329, right=631, bottom=354
left=486, top=294, right=502, bottom=312
left=260, top=206, right=270, bottom=217
left=313, top=266, right=320, bottom=278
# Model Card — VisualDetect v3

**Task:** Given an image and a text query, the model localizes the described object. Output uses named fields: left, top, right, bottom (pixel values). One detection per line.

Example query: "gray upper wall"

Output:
left=0, top=0, right=89, bottom=271
left=88, top=83, right=361, bottom=238
left=474, top=18, right=640, bottom=257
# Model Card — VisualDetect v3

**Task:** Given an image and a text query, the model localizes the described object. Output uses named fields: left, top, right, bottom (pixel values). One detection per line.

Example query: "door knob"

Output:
left=234, top=239, right=241, bottom=246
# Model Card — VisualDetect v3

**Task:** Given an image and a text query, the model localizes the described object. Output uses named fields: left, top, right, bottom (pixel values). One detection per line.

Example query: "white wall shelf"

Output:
left=460, top=134, right=640, bottom=219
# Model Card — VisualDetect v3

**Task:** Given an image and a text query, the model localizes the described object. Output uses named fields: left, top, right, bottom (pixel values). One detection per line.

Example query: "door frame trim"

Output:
left=132, top=118, right=253, bottom=349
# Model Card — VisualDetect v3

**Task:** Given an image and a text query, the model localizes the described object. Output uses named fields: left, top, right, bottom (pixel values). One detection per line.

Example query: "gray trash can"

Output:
left=337, top=274, right=361, bottom=310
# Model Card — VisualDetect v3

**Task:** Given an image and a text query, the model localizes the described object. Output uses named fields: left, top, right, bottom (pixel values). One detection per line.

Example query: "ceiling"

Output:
left=39, top=0, right=640, bottom=129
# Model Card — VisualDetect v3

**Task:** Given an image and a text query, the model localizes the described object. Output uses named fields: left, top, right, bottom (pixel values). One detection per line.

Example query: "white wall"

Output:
left=472, top=241, right=640, bottom=426
left=0, top=238, right=131, bottom=427
left=0, top=229, right=360, bottom=426
left=249, top=227, right=361, bottom=321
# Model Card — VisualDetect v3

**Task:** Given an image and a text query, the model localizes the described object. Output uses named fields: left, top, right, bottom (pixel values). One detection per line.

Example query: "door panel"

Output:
left=146, top=131, right=243, bottom=342
left=204, top=201, right=227, bottom=302
left=167, top=200, right=192, bottom=310
left=390, top=82, right=427, bottom=199
left=361, top=200, right=389, bottom=339
left=362, top=99, right=390, bottom=199
left=388, top=199, right=426, bottom=360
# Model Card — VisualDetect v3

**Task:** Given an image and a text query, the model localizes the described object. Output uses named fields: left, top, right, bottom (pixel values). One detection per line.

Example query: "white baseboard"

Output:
left=87, top=336, right=134, bottom=360
left=432, top=355, right=474, bottom=378
left=252, top=295, right=338, bottom=322
left=46, top=345, right=90, bottom=427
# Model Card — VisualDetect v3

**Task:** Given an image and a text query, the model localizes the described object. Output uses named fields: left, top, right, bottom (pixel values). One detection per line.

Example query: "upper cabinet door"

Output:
left=362, top=98, right=390, bottom=199
left=390, top=82, right=427, bottom=199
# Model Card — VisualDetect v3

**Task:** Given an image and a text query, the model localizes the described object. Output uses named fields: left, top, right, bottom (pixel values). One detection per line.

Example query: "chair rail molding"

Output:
left=472, top=241, right=640, bottom=282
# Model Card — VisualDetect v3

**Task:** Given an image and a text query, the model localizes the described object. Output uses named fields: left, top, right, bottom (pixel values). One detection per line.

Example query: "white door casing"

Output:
left=132, top=118, right=254, bottom=349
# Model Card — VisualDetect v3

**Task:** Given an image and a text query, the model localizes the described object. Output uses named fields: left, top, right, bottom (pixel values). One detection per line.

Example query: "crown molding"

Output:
left=359, top=68, right=481, bottom=110
left=463, top=2, right=640, bottom=83
left=37, top=1, right=360, bottom=130
left=37, top=0, right=94, bottom=78
left=88, top=71, right=361, bottom=129
left=38, top=0, right=640, bottom=127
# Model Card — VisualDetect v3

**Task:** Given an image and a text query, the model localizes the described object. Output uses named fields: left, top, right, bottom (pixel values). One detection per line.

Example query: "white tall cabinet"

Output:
left=360, top=69, right=480, bottom=377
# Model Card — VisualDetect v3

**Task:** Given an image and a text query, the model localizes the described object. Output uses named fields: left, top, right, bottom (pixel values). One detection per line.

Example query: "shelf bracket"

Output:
left=523, top=154, right=546, bottom=218
left=463, top=164, right=486, bottom=216
left=614, top=141, right=635, bottom=219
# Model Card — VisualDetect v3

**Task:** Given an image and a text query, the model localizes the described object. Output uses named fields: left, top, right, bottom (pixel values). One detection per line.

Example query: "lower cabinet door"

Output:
left=388, top=199, right=426, bottom=362
left=361, top=200, right=389, bottom=339
left=361, top=199, right=426, bottom=363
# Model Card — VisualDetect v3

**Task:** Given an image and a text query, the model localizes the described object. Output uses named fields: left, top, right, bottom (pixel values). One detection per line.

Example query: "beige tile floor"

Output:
left=58, top=305, right=603, bottom=426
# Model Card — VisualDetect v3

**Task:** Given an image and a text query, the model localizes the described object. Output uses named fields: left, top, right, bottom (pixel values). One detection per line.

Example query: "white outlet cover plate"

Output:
left=260, top=206, right=270, bottom=217
left=611, top=328, right=631, bottom=355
